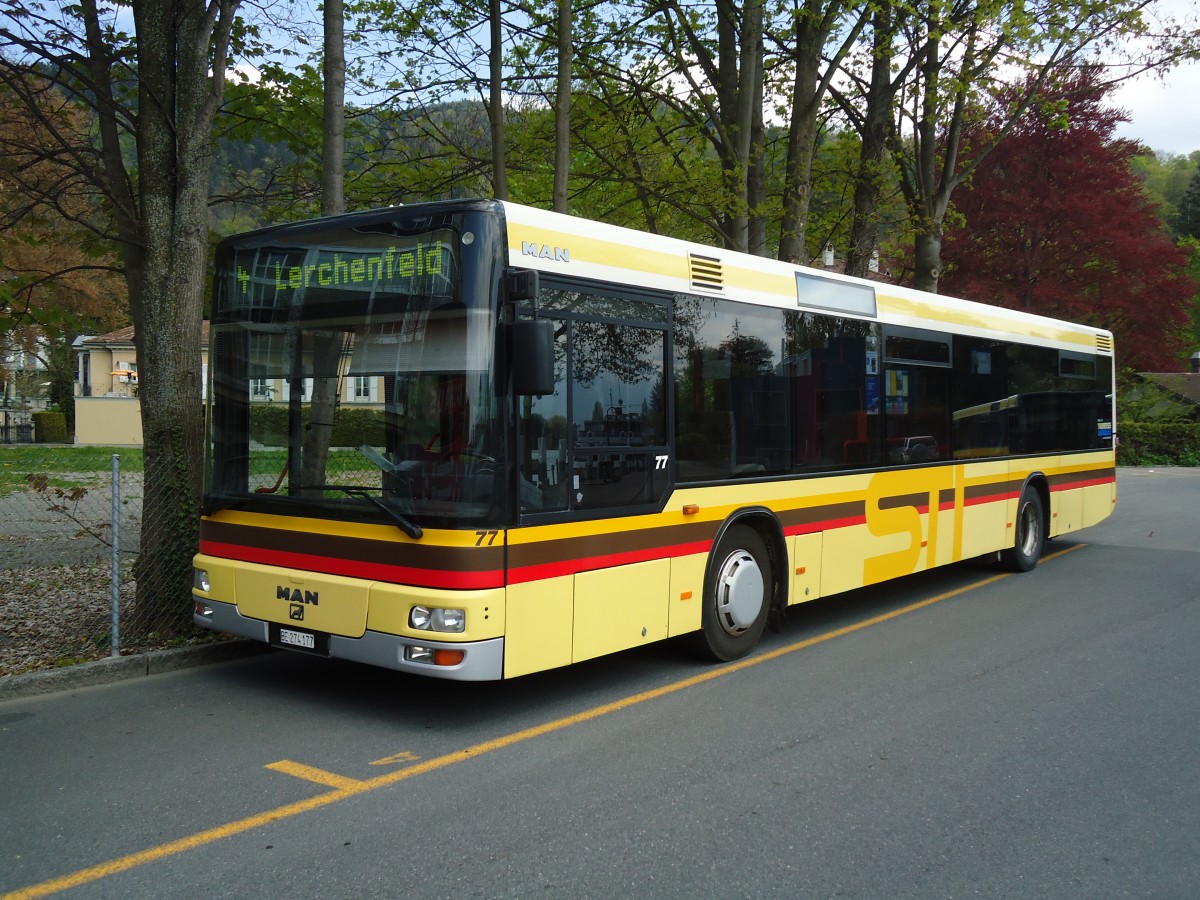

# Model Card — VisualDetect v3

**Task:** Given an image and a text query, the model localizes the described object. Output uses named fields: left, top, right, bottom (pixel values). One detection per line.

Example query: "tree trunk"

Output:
left=488, top=0, right=507, bottom=199
left=553, top=0, right=572, bottom=214
left=128, top=0, right=237, bottom=635
left=322, top=0, right=346, bottom=217
left=723, top=0, right=761, bottom=253
left=747, top=92, right=766, bottom=256
left=844, top=3, right=895, bottom=279
left=912, top=226, right=943, bottom=294
left=778, top=9, right=822, bottom=264
left=715, top=0, right=738, bottom=245
left=299, top=0, right=348, bottom=495
left=908, top=34, right=944, bottom=294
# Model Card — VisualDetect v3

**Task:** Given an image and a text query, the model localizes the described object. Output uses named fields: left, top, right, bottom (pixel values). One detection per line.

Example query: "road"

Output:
left=2, top=468, right=1198, bottom=899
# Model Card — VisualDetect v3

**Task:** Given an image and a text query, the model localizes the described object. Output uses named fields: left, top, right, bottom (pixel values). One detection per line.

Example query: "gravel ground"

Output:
left=0, top=561, right=230, bottom=677
left=0, top=560, right=135, bottom=675
left=0, top=486, right=132, bottom=676
left=0, top=480, right=177, bottom=676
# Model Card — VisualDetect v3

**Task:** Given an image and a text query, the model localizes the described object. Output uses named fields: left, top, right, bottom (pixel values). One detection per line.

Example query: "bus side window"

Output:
left=569, top=321, right=668, bottom=511
left=519, top=318, right=569, bottom=512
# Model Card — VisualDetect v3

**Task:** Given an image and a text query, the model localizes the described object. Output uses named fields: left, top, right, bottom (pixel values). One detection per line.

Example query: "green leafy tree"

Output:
left=1182, top=236, right=1200, bottom=352
left=1130, top=150, right=1199, bottom=240
left=1180, top=168, right=1200, bottom=241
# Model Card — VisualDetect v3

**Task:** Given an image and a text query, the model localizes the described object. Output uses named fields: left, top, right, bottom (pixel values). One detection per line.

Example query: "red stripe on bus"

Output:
left=1051, top=475, right=1115, bottom=492
left=506, top=539, right=713, bottom=585
left=964, top=491, right=1018, bottom=507
left=785, top=514, right=867, bottom=536
left=199, top=540, right=504, bottom=590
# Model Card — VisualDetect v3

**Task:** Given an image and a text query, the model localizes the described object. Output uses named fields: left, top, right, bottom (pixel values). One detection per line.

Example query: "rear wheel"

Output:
left=1002, top=487, right=1045, bottom=572
left=694, top=524, right=772, bottom=661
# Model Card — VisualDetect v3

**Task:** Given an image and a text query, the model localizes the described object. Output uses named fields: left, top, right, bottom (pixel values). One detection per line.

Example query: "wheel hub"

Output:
left=714, top=549, right=764, bottom=636
left=1018, top=500, right=1040, bottom=556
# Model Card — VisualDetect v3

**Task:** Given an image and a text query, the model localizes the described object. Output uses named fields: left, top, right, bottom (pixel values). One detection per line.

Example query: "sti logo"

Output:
left=277, top=585, right=319, bottom=606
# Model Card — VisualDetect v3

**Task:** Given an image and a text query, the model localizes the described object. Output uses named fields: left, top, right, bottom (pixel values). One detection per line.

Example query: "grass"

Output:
left=0, top=445, right=144, bottom=495
left=0, top=444, right=373, bottom=496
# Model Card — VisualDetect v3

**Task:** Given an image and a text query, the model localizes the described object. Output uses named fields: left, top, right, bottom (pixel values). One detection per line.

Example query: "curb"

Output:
left=0, top=640, right=273, bottom=703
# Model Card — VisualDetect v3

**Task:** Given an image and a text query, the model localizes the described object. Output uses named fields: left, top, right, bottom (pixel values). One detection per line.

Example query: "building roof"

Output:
left=1139, top=373, right=1200, bottom=407
left=81, top=325, right=136, bottom=346
left=80, top=322, right=210, bottom=348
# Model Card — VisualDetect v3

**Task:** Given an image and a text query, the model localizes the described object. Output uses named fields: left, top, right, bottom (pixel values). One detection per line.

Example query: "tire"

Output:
left=1001, top=487, right=1045, bottom=573
left=694, top=523, right=772, bottom=662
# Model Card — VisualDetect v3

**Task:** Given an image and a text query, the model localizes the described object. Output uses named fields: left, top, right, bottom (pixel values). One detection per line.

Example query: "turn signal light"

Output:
left=405, top=646, right=466, bottom=667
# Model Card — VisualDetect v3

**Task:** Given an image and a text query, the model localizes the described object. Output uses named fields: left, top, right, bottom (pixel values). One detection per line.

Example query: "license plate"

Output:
left=279, top=628, right=315, bottom=650
left=269, top=622, right=328, bottom=655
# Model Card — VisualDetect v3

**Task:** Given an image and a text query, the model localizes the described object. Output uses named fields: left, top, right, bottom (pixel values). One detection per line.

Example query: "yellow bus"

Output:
left=193, top=199, right=1116, bottom=679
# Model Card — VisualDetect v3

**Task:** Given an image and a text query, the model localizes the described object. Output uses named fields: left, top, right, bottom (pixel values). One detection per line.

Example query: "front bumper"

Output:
left=193, top=597, right=505, bottom=681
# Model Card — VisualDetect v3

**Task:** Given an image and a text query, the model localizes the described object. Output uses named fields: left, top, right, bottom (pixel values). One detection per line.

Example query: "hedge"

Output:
left=32, top=411, right=69, bottom=443
left=249, top=404, right=386, bottom=448
left=329, top=407, right=386, bottom=446
left=1117, top=422, right=1200, bottom=467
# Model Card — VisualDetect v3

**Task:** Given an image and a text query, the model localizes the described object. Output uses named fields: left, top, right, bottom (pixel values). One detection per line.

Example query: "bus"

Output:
left=192, top=199, right=1116, bottom=680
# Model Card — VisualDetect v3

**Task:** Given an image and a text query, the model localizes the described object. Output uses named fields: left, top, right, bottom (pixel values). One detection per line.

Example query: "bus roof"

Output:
left=500, top=200, right=1113, bottom=356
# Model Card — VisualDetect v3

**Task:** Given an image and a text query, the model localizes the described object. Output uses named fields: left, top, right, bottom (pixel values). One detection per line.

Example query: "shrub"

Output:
left=330, top=407, right=386, bottom=447
left=1117, top=423, right=1200, bottom=466
left=249, top=404, right=290, bottom=446
left=32, top=411, right=69, bottom=443
left=248, top=404, right=386, bottom=448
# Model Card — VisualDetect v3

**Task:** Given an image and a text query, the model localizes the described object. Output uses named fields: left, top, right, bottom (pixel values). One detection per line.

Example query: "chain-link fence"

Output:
left=0, top=445, right=214, bottom=676
left=2, top=432, right=492, bottom=676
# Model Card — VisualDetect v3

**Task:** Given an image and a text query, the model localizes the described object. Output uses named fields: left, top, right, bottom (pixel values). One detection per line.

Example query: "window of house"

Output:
left=351, top=375, right=377, bottom=402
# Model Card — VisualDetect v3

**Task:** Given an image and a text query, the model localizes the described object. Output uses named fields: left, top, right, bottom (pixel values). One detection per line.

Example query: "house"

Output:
left=73, top=324, right=209, bottom=446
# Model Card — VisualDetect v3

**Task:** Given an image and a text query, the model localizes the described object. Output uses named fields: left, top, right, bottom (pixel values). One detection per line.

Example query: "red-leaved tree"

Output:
left=941, top=68, right=1195, bottom=372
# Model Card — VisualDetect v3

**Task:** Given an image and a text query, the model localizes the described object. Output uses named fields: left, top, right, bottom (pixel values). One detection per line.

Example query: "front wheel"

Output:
left=1001, top=487, right=1045, bottom=572
left=694, top=524, right=772, bottom=662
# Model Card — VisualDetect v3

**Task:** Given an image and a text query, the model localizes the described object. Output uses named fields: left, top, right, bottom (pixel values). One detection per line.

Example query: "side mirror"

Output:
left=512, top=320, right=555, bottom=396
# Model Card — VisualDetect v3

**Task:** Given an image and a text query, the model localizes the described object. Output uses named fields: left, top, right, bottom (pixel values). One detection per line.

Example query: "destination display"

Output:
left=223, top=230, right=459, bottom=311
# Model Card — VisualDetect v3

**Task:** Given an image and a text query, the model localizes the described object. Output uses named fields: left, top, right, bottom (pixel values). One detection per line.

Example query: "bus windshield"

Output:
left=205, top=216, right=502, bottom=529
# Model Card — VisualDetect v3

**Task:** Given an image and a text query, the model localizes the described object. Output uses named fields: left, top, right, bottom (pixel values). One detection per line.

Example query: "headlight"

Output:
left=193, top=568, right=211, bottom=593
left=410, top=605, right=466, bottom=633
left=432, top=608, right=465, bottom=633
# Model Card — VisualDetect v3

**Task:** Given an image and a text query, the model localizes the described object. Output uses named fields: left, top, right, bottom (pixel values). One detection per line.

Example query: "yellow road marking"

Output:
left=3, top=549, right=1081, bottom=900
left=265, top=760, right=364, bottom=790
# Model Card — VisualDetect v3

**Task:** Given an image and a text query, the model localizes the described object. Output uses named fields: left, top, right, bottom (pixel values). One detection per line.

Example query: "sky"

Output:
left=1113, top=59, right=1200, bottom=156
left=1110, top=0, right=1200, bottom=157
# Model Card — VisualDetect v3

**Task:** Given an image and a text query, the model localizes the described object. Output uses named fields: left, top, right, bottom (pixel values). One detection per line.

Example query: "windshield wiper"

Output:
left=294, top=484, right=423, bottom=539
